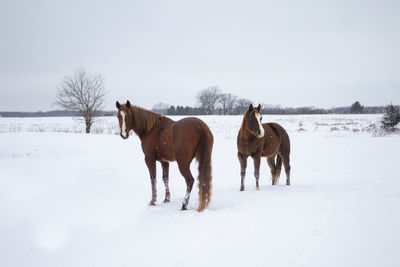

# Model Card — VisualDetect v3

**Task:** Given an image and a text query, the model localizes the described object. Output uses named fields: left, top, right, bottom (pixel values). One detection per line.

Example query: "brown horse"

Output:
left=237, top=104, right=291, bottom=190
left=116, top=100, right=213, bottom=211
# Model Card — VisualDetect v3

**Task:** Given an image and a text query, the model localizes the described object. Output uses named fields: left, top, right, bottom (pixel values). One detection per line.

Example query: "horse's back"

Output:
left=173, top=117, right=210, bottom=135
left=173, top=117, right=213, bottom=161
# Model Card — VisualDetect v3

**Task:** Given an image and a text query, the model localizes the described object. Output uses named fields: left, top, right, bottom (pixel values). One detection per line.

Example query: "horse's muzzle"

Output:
left=120, top=133, right=129, bottom=139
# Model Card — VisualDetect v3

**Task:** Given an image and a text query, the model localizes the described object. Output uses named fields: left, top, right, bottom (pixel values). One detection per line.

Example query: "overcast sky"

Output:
left=0, top=0, right=399, bottom=111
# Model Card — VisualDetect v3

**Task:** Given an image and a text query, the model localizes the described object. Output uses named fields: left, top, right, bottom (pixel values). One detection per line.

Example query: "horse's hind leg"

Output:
left=161, top=161, right=171, bottom=203
left=267, top=156, right=277, bottom=185
left=281, top=154, right=291, bottom=185
left=238, top=152, right=248, bottom=191
left=145, top=156, right=157, bottom=205
left=275, top=154, right=283, bottom=185
left=177, top=161, right=194, bottom=210
left=252, top=156, right=261, bottom=190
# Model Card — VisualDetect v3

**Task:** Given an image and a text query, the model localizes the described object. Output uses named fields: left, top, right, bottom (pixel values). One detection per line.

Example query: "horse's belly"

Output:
left=157, top=128, right=175, bottom=161
left=262, top=142, right=279, bottom=157
left=159, top=149, right=175, bottom=162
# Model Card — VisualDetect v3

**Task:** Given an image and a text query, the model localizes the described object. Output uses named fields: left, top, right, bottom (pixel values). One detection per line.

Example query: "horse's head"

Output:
left=116, top=100, right=133, bottom=139
left=244, top=104, right=264, bottom=138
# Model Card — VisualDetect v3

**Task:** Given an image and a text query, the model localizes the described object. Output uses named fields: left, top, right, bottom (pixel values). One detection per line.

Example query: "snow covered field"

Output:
left=1, top=114, right=399, bottom=267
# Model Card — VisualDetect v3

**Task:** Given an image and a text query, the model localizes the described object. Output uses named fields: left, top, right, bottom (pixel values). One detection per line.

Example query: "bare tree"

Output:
left=196, top=86, right=221, bottom=115
left=233, top=98, right=253, bottom=114
left=152, top=102, right=170, bottom=115
left=54, top=69, right=106, bottom=133
left=218, top=93, right=238, bottom=115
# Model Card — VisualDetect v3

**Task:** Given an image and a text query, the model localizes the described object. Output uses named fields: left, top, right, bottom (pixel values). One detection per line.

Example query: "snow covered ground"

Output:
left=1, top=114, right=399, bottom=267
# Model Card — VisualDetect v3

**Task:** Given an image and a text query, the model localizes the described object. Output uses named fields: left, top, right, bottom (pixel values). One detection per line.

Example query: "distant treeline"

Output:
left=153, top=87, right=389, bottom=115
left=0, top=106, right=388, bottom=118
left=153, top=105, right=386, bottom=116
left=0, top=110, right=115, bottom=118
left=0, top=97, right=391, bottom=118
left=2, top=86, right=395, bottom=118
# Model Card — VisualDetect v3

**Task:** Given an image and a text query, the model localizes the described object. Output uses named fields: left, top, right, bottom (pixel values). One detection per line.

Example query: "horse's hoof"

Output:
left=256, top=186, right=260, bottom=190
left=240, top=187, right=244, bottom=191
left=163, top=199, right=170, bottom=203
left=181, top=205, right=188, bottom=210
left=149, top=200, right=156, bottom=206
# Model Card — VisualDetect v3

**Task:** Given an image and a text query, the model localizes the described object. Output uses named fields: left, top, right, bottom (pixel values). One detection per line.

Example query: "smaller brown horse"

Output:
left=237, top=104, right=291, bottom=190
left=116, top=100, right=214, bottom=211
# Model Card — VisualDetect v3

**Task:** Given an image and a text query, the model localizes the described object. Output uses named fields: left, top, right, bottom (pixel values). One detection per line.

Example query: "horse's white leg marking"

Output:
left=121, top=111, right=127, bottom=138
left=255, top=112, right=265, bottom=137
left=183, top=192, right=190, bottom=205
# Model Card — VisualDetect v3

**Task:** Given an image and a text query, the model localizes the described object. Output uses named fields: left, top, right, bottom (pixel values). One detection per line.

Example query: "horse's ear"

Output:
left=256, top=104, right=261, bottom=112
left=248, top=104, right=253, bottom=112
left=126, top=100, right=131, bottom=109
left=116, top=101, right=120, bottom=109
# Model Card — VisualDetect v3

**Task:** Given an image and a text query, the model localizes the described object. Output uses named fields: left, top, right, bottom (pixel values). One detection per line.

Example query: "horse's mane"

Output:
left=130, top=105, right=162, bottom=137
left=240, top=109, right=250, bottom=132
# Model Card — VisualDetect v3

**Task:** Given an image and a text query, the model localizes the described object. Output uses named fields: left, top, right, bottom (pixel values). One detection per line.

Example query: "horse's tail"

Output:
left=196, top=124, right=214, bottom=212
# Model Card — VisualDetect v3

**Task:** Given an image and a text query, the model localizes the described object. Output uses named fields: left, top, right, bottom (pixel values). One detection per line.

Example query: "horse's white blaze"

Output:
left=255, top=112, right=264, bottom=137
left=120, top=111, right=127, bottom=138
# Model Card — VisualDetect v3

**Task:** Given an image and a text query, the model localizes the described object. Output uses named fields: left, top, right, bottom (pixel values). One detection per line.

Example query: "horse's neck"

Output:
left=239, top=120, right=253, bottom=140
left=130, top=106, right=162, bottom=139
left=131, top=120, right=145, bottom=140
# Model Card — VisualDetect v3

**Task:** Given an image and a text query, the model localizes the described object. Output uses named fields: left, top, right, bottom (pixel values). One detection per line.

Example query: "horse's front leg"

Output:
left=238, top=152, right=248, bottom=191
left=267, top=156, right=277, bottom=185
left=252, top=156, right=261, bottom=190
left=145, top=156, right=157, bottom=205
left=161, top=161, right=171, bottom=203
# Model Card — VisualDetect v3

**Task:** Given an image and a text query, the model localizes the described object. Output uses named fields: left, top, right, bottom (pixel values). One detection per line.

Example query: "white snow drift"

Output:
left=1, top=114, right=399, bottom=267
